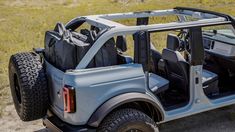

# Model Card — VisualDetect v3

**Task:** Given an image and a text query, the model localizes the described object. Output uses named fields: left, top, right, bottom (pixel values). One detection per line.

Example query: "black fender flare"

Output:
left=87, top=92, right=164, bottom=127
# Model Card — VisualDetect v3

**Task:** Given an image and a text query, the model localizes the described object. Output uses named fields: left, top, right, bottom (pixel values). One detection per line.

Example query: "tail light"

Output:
left=63, top=86, right=76, bottom=113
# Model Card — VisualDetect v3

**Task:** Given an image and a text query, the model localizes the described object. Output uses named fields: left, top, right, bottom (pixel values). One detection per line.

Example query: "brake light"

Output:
left=63, top=86, right=76, bottom=113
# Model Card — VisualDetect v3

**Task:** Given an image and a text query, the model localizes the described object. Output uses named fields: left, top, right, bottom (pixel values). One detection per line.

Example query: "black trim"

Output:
left=174, top=7, right=235, bottom=28
left=43, top=115, right=96, bottom=132
left=87, top=92, right=164, bottom=127
left=175, top=7, right=231, bottom=20
left=65, top=17, right=86, bottom=31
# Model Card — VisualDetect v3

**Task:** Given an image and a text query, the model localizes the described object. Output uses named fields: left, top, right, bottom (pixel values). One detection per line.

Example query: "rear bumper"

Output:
left=43, top=115, right=96, bottom=132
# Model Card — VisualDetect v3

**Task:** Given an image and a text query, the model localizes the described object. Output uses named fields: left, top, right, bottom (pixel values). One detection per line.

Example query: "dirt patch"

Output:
left=0, top=104, right=235, bottom=131
left=0, top=105, right=43, bottom=132
left=0, top=18, right=6, bottom=22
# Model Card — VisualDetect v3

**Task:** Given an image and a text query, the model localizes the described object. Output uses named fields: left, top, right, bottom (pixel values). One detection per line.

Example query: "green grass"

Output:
left=1, top=0, right=235, bottom=114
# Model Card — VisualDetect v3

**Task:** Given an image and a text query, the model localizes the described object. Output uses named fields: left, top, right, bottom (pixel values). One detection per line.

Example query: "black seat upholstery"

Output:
left=116, top=36, right=127, bottom=52
left=150, top=44, right=162, bottom=73
left=161, top=34, right=189, bottom=92
left=162, top=34, right=219, bottom=93
left=81, top=29, right=119, bottom=67
left=162, top=48, right=189, bottom=92
left=95, top=38, right=118, bottom=67
left=116, top=36, right=133, bottom=64
left=166, top=34, right=180, bottom=51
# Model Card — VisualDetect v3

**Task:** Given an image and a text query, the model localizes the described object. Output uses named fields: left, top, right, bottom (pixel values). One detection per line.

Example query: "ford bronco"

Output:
left=8, top=7, right=235, bottom=132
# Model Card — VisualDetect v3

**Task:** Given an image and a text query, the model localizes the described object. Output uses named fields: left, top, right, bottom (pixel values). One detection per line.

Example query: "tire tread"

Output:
left=98, top=108, right=157, bottom=132
left=9, top=52, right=48, bottom=121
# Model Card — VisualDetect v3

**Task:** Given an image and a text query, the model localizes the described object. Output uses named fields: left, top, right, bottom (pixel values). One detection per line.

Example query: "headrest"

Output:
left=54, top=22, right=66, bottom=36
left=90, top=26, right=100, bottom=33
left=116, top=36, right=127, bottom=52
left=162, top=48, right=186, bottom=63
left=167, top=34, right=180, bottom=51
left=80, top=29, right=96, bottom=43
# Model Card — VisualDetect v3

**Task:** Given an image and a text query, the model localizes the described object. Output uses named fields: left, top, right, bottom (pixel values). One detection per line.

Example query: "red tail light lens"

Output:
left=63, top=86, right=76, bottom=113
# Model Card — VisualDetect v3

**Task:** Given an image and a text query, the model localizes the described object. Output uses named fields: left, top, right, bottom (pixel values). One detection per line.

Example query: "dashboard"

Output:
left=203, top=33, right=235, bottom=59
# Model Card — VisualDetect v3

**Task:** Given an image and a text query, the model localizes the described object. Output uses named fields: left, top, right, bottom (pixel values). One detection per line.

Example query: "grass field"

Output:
left=1, top=0, right=235, bottom=116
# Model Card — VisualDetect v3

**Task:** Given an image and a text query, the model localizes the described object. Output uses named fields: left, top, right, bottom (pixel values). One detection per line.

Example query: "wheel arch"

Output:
left=87, top=92, right=165, bottom=127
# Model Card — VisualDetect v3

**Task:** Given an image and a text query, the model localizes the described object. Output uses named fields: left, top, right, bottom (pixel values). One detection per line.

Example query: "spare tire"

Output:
left=8, top=52, right=48, bottom=121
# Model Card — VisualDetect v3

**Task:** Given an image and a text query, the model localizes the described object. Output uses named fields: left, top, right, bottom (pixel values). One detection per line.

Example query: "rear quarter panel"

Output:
left=46, top=62, right=147, bottom=125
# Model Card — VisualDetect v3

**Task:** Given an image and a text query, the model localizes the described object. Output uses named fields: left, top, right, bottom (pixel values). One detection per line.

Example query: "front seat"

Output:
left=116, top=36, right=133, bottom=64
left=162, top=48, right=190, bottom=93
left=162, top=34, right=219, bottom=95
left=150, top=43, right=162, bottom=73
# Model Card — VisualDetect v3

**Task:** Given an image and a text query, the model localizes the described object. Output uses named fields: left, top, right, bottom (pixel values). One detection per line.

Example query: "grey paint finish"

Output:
left=162, top=66, right=235, bottom=123
left=45, top=61, right=65, bottom=120
left=45, top=8, right=235, bottom=127
left=46, top=60, right=235, bottom=126
left=46, top=62, right=157, bottom=125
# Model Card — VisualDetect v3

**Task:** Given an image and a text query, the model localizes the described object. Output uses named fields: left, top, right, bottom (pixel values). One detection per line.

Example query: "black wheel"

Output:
left=8, top=52, right=48, bottom=121
left=98, top=108, right=159, bottom=132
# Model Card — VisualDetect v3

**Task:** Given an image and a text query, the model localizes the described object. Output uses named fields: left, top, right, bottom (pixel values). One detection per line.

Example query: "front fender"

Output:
left=87, top=92, right=164, bottom=127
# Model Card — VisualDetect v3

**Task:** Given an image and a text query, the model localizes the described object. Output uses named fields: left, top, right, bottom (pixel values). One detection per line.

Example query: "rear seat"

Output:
left=116, top=36, right=133, bottom=64
left=149, top=73, right=169, bottom=94
left=81, top=29, right=118, bottom=67
left=148, top=70, right=218, bottom=95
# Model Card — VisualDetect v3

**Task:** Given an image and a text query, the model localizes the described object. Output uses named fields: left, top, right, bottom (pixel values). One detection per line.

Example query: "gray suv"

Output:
left=8, top=7, right=235, bottom=132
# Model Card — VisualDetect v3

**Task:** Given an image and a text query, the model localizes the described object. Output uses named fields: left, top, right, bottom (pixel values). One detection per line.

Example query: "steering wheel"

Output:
left=177, top=30, right=190, bottom=52
left=177, top=30, right=192, bottom=62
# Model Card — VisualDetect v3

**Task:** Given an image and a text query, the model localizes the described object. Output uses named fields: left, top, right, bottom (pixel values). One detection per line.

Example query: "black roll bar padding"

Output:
left=174, top=7, right=235, bottom=28
left=135, top=17, right=150, bottom=71
left=65, top=17, right=86, bottom=31
left=133, top=31, right=150, bottom=72
left=188, top=27, right=204, bottom=66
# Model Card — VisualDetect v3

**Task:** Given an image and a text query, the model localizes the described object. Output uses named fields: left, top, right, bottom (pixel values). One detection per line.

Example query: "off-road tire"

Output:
left=9, top=52, right=48, bottom=121
left=98, top=108, right=159, bottom=132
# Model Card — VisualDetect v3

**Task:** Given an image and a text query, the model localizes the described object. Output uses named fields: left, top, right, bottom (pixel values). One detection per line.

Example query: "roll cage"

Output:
left=66, top=7, right=234, bottom=30
left=64, top=7, right=235, bottom=69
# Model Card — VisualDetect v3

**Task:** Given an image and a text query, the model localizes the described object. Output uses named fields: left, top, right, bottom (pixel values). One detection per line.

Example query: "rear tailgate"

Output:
left=45, top=61, right=65, bottom=118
